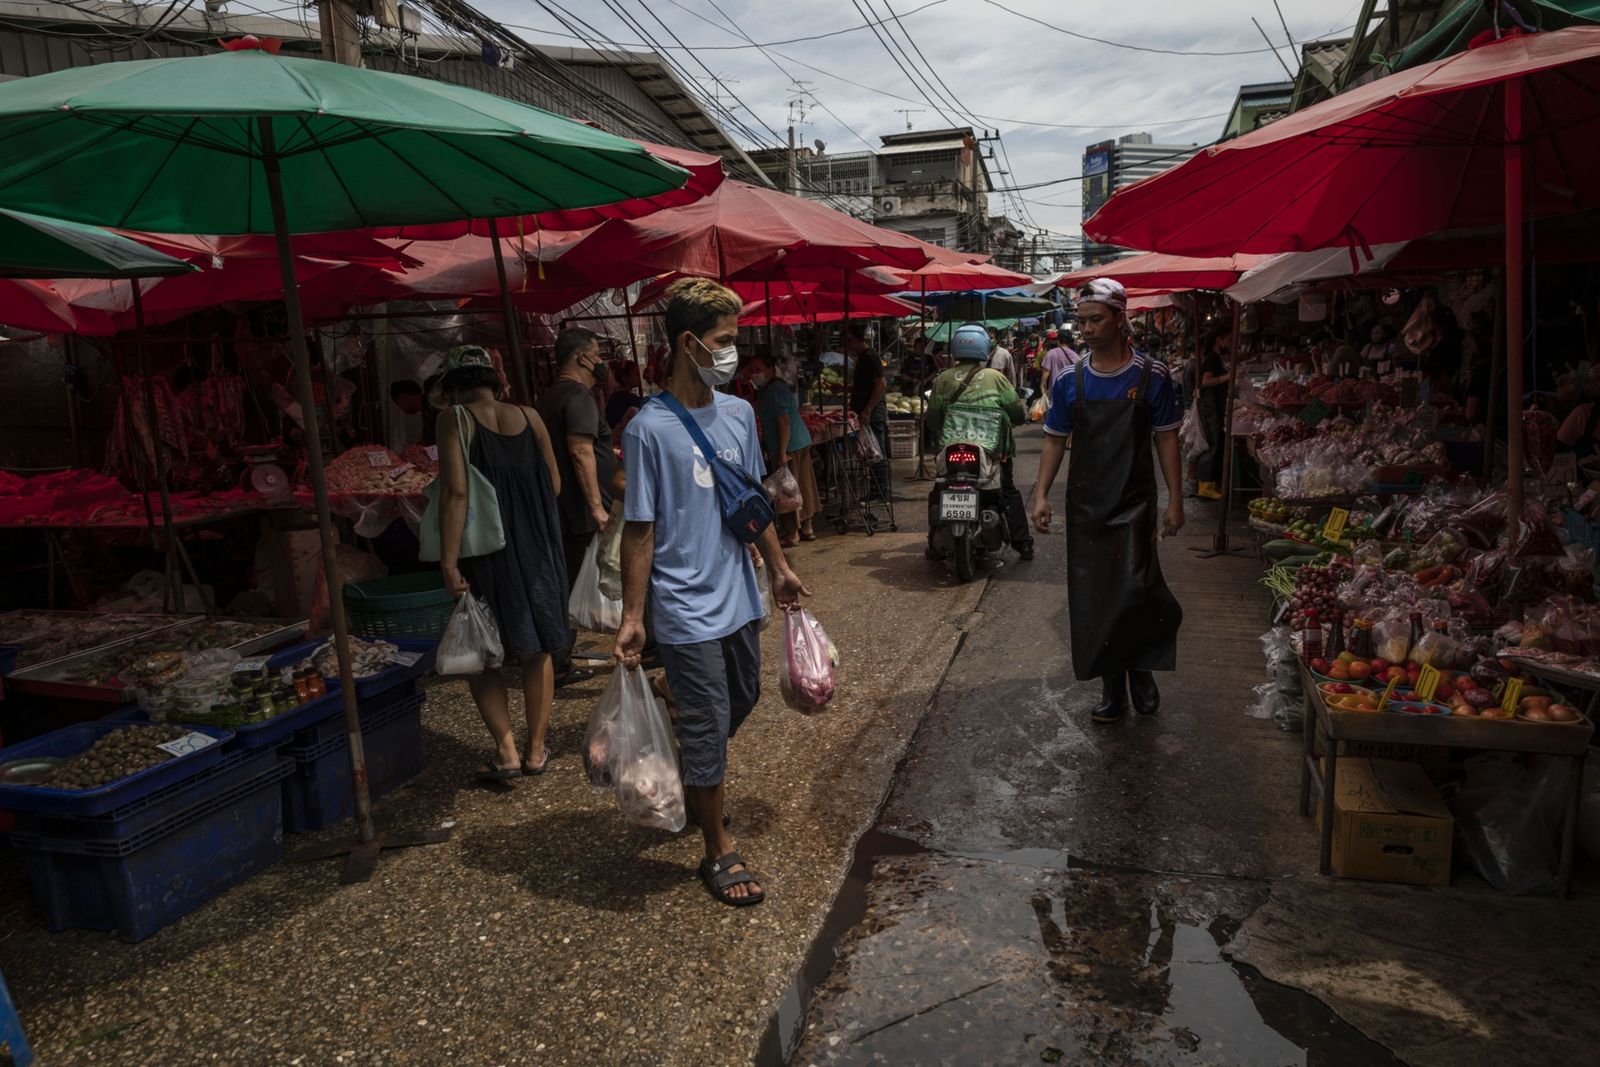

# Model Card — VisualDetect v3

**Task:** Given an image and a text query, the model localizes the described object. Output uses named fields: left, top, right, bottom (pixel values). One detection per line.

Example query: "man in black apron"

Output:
left=1031, top=279, right=1185, bottom=723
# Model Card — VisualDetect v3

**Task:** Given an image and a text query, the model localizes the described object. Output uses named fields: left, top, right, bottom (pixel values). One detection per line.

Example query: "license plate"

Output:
left=940, top=490, right=979, bottom=521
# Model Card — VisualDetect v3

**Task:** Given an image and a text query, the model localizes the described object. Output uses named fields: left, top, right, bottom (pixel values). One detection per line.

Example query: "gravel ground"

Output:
left=0, top=468, right=988, bottom=1066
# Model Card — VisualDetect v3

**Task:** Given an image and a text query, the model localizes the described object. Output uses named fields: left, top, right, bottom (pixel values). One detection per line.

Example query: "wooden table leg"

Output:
left=1558, top=752, right=1583, bottom=899
left=1319, top=739, right=1338, bottom=876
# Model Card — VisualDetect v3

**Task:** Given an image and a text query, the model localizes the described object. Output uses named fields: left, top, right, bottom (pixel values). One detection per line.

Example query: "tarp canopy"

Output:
left=922, top=316, right=1022, bottom=341
left=0, top=208, right=196, bottom=280
left=916, top=293, right=1056, bottom=319
left=1396, top=1, right=1600, bottom=70
left=738, top=290, right=918, bottom=326
left=1056, top=252, right=1271, bottom=292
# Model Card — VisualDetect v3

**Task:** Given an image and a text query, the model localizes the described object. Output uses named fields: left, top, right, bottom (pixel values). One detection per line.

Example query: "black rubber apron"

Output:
left=1065, top=355, right=1183, bottom=680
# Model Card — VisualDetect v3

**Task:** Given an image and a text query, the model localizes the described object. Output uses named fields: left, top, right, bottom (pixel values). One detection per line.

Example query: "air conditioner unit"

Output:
left=876, top=197, right=899, bottom=217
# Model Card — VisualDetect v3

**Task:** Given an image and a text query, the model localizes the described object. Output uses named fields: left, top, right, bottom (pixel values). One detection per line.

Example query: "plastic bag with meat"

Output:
left=605, top=666, right=685, bottom=832
left=779, top=606, right=839, bottom=714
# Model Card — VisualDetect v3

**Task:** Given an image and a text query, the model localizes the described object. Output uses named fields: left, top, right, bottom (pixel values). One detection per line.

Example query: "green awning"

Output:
left=0, top=208, right=195, bottom=279
left=0, top=48, right=689, bottom=234
left=922, top=317, right=1021, bottom=341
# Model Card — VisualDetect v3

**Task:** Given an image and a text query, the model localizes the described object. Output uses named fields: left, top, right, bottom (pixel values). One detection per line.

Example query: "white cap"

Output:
left=1076, top=277, right=1127, bottom=312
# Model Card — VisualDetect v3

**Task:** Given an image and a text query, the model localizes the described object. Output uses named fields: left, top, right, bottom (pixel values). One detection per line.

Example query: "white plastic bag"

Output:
left=436, top=594, right=504, bottom=675
left=764, top=467, right=803, bottom=514
left=756, top=558, right=773, bottom=630
left=1180, top=404, right=1209, bottom=456
left=568, top=540, right=623, bottom=633
left=856, top=427, right=885, bottom=463
left=607, top=666, right=686, bottom=832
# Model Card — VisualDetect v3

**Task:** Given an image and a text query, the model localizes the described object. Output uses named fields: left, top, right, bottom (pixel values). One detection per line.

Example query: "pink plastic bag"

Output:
left=780, top=606, right=839, bottom=714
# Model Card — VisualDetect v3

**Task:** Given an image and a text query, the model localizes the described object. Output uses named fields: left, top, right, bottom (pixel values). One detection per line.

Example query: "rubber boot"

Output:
left=1092, top=674, right=1128, bottom=724
left=1129, top=670, right=1160, bottom=716
left=1197, top=481, right=1223, bottom=501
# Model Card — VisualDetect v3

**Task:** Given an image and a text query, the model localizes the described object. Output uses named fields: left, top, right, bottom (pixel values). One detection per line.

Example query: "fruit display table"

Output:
left=1296, top=660, right=1593, bottom=897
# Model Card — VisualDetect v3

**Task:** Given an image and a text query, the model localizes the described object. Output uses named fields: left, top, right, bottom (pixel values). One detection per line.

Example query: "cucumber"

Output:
left=1263, top=539, right=1302, bottom=561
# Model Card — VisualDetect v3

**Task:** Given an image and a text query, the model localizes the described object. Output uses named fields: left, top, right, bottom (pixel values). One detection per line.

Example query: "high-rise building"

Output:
left=1079, top=133, right=1200, bottom=265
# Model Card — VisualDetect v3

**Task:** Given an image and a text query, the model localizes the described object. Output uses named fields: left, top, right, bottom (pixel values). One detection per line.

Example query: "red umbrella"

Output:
left=888, top=259, right=1031, bottom=291
left=632, top=265, right=905, bottom=312
left=1088, top=27, right=1600, bottom=528
left=554, top=179, right=934, bottom=287
left=738, top=290, right=919, bottom=326
left=1056, top=252, right=1271, bottom=292
left=1085, top=29, right=1600, bottom=255
left=0, top=278, right=87, bottom=332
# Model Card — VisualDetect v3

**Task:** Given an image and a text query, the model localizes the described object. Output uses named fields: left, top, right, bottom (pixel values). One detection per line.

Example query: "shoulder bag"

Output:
left=418, top=406, right=507, bottom=562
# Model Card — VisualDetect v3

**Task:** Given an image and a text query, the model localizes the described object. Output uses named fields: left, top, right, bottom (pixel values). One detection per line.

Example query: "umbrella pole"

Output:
left=1193, top=299, right=1248, bottom=558
left=487, top=218, right=533, bottom=403
left=130, top=283, right=216, bottom=614
left=258, top=119, right=449, bottom=883
left=1505, top=80, right=1526, bottom=536
left=914, top=275, right=931, bottom=481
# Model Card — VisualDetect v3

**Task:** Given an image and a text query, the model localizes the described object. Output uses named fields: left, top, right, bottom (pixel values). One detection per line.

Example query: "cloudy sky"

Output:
left=479, top=0, right=1365, bottom=246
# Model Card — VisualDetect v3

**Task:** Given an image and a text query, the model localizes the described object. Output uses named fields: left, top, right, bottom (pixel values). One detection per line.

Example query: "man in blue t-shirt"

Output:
left=618, top=278, right=810, bottom=909
left=1032, top=278, right=1185, bottom=725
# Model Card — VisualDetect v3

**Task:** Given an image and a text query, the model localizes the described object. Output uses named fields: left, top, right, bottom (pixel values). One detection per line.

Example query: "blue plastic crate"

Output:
left=0, top=722, right=233, bottom=817
left=0, top=644, right=20, bottom=676
left=288, top=677, right=426, bottom=754
left=282, top=692, right=424, bottom=833
left=8, top=746, right=283, bottom=847
left=12, top=756, right=290, bottom=942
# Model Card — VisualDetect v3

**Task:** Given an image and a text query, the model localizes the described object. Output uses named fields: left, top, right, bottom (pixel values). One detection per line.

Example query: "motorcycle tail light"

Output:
left=946, top=446, right=978, bottom=466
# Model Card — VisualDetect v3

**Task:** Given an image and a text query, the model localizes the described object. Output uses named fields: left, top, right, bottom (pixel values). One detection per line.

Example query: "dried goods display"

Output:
left=40, top=725, right=189, bottom=790
left=309, top=636, right=398, bottom=679
left=323, top=446, right=435, bottom=495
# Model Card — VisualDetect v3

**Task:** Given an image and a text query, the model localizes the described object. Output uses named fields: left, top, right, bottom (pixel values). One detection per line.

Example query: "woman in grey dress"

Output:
left=436, top=346, right=569, bottom=780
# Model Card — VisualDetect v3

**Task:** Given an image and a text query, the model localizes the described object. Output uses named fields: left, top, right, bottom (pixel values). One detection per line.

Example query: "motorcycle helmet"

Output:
left=950, top=323, right=991, bottom=362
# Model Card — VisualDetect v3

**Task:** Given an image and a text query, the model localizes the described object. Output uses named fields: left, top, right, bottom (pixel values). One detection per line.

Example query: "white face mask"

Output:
left=693, top=335, right=739, bottom=386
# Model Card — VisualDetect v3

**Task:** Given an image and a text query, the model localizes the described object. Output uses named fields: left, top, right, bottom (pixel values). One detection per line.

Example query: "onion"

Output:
left=1522, top=706, right=1551, bottom=721
left=1548, top=704, right=1579, bottom=723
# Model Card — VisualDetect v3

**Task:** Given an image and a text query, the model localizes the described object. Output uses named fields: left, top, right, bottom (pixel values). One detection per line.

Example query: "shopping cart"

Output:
left=821, top=426, right=897, bottom=536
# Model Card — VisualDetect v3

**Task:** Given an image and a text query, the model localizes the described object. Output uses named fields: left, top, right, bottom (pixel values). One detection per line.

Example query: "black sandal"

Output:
left=522, top=750, right=552, bottom=776
left=477, top=760, right=521, bottom=784
left=699, top=851, right=765, bottom=908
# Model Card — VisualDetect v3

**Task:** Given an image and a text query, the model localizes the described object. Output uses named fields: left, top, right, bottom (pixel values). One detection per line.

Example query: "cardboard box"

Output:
left=1322, top=757, right=1453, bottom=887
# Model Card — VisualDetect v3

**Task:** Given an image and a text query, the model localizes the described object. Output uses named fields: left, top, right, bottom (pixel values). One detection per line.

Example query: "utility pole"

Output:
left=786, top=89, right=811, bottom=197
left=317, top=0, right=363, bottom=66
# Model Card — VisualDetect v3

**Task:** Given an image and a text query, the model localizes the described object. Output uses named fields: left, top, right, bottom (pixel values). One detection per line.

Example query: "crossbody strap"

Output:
left=652, top=392, right=721, bottom=484
left=947, top=363, right=983, bottom=408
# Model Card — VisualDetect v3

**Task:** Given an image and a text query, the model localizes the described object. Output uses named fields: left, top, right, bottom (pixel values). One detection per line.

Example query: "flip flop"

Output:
left=699, top=851, right=765, bottom=907
left=477, top=761, right=521, bottom=784
left=522, top=750, right=552, bottom=776
left=555, top=666, right=595, bottom=689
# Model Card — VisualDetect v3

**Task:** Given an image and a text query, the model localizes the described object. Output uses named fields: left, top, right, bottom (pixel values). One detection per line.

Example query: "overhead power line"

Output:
left=981, top=1, right=1356, bottom=57
left=500, top=0, right=949, bottom=52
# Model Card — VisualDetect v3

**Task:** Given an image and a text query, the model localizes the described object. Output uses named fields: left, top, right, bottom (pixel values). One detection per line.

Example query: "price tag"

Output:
left=157, top=731, right=220, bottom=757
left=1322, top=507, right=1349, bottom=542
left=233, top=658, right=268, bottom=673
left=387, top=463, right=416, bottom=480
left=366, top=451, right=391, bottom=468
left=1500, top=677, right=1524, bottom=714
left=393, top=650, right=422, bottom=668
left=1379, top=672, right=1402, bottom=711
left=425, top=445, right=439, bottom=462
left=1415, top=663, right=1441, bottom=704
left=1296, top=399, right=1331, bottom=427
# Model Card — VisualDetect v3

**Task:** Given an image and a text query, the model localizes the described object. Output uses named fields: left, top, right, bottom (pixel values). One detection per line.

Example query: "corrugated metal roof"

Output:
left=876, top=139, right=967, bottom=157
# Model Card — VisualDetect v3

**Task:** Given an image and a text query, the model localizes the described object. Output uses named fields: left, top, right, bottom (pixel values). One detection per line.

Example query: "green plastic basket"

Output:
left=342, top=572, right=455, bottom=639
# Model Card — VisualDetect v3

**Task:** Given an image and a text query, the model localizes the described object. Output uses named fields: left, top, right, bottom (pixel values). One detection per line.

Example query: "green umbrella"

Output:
left=0, top=208, right=196, bottom=279
left=0, top=45, right=691, bottom=880
left=0, top=48, right=687, bottom=234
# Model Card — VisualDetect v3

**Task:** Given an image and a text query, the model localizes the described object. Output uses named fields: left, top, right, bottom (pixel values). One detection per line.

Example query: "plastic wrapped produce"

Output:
left=605, top=666, right=685, bottom=832
left=436, top=594, right=504, bottom=675
left=779, top=606, right=839, bottom=714
left=763, top=467, right=803, bottom=515
left=1373, top=614, right=1412, bottom=666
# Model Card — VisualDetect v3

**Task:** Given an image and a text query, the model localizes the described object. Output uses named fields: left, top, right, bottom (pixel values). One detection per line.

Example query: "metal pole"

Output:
left=261, top=117, right=376, bottom=852
left=914, top=274, right=932, bottom=481
left=487, top=217, right=534, bottom=403
left=1213, top=302, right=1243, bottom=551
left=1505, top=79, right=1525, bottom=536
left=1486, top=268, right=1506, bottom=481
left=130, top=283, right=188, bottom=614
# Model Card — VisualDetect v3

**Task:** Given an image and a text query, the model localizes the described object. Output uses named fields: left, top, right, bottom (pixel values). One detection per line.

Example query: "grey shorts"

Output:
left=656, top=619, right=762, bottom=788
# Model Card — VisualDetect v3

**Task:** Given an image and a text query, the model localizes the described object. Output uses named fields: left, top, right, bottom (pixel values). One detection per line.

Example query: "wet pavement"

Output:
left=785, top=427, right=1600, bottom=1066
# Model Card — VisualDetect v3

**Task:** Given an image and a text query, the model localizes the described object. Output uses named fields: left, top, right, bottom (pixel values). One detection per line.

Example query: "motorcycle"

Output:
left=928, top=438, right=1010, bottom=583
